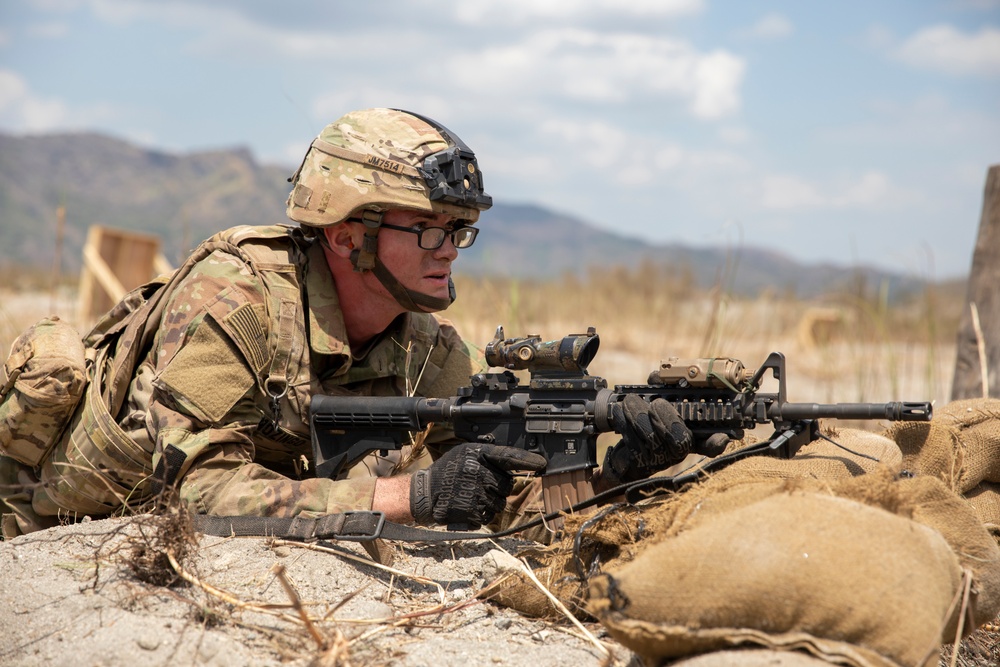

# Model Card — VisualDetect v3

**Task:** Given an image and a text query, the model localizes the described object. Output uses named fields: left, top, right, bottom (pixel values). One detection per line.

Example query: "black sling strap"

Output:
left=190, top=428, right=830, bottom=551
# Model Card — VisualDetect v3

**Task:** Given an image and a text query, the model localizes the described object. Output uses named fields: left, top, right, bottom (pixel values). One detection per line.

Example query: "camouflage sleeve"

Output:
left=147, top=249, right=376, bottom=518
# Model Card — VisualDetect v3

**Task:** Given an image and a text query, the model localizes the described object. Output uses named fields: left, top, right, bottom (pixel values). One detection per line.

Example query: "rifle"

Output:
left=310, top=326, right=932, bottom=516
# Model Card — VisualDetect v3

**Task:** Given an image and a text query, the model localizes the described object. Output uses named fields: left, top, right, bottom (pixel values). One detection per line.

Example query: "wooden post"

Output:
left=951, top=165, right=1000, bottom=400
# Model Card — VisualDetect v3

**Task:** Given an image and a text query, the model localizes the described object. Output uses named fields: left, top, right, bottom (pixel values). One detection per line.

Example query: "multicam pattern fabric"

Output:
left=286, top=108, right=483, bottom=228
left=0, top=317, right=87, bottom=467
left=12, top=225, right=484, bottom=527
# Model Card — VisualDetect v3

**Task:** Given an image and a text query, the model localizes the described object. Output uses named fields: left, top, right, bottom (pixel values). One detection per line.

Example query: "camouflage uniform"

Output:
left=1, top=224, right=484, bottom=536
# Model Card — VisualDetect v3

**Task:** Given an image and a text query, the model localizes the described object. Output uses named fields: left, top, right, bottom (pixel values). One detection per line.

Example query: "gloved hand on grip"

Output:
left=600, top=394, right=697, bottom=489
left=410, top=443, right=548, bottom=529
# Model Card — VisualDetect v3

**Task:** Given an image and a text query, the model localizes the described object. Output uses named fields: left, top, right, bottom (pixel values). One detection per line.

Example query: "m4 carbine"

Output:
left=310, top=326, right=932, bottom=516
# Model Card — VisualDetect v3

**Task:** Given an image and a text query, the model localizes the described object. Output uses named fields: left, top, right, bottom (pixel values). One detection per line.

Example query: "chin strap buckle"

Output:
left=350, top=209, right=383, bottom=272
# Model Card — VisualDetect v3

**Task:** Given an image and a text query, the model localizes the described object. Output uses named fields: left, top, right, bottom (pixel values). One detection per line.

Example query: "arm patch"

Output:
left=219, top=303, right=269, bottom=374
left=155, top=317, right=256, bottom=424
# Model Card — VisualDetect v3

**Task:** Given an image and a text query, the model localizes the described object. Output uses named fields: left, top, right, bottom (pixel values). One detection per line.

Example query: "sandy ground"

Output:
left=0, top=516, right=634, bottom=667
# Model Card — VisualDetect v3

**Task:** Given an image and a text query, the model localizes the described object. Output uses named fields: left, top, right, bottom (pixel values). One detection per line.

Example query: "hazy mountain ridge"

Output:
left=0, top=132, right=949, bottom=300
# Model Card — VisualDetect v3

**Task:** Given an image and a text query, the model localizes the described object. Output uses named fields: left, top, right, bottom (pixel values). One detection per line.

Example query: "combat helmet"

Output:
left=286, top=108, right=492, bottom=312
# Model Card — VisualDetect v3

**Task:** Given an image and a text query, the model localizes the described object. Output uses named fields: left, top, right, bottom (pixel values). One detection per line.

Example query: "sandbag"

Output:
left=966, top=481, right=1000, bottom=531
left=589, top=491, right=962, bottom=667
left=0, top=317, right=87, bottom=466
left=884, top=398, right=1000, bottom=494
left=707, top=426, right=902, bottom=483
left=486, top=430, right=904, bottom=621
left=487, top=468, right=1000, bottom=667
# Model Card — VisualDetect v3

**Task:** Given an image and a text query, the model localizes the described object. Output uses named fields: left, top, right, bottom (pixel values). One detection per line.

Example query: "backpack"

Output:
left=1, top=225, right=306, bottom=515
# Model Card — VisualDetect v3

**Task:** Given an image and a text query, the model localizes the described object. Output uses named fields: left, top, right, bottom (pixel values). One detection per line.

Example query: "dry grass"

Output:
left=448, top=267, right=960, bottom=408
left=0, top=261, right=961, bottom=422
left=1, top=266, right=960, bottom=408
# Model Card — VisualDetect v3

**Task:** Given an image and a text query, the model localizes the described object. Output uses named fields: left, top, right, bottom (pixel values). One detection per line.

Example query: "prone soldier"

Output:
left=0, top=108, right=695, bottom=540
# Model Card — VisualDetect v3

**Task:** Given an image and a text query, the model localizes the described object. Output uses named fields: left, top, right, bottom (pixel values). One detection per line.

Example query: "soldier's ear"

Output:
left=324, top=225, right=357, bottom=259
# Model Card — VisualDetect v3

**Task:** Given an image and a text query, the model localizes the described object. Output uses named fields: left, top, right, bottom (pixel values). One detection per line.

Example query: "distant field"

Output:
left=448, top=270, right=959, bottom=410
left=2, top=266, right=960, bottom=417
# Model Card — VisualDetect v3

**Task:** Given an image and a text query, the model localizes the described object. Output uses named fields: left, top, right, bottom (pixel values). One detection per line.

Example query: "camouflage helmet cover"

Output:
left=286, top=108, right=492, bottom=228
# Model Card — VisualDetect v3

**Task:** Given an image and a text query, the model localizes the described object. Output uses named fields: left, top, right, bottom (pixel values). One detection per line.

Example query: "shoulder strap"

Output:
left=224, top=225, right=307, bottom=422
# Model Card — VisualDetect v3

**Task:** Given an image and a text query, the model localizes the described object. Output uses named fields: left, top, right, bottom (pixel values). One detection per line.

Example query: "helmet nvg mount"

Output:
left=285, top=108, right=492, bottom=313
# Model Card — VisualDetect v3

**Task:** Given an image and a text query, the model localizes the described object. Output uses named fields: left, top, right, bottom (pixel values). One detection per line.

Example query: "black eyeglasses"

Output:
left=364, top=221, right=479, bottom=250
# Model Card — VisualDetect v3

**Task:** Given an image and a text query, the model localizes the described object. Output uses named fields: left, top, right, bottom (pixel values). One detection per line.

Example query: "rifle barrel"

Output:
left=773, top=401, right=932, bottom=422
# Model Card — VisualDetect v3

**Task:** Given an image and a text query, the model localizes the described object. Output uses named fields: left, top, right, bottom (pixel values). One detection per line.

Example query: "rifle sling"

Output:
left=191, top=511, right=497, bottom=544
left=190, top=425, right=819, bottom=547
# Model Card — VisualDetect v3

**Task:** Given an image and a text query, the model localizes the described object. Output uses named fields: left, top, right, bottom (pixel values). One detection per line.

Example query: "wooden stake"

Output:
left=951, top=165, right=1000, bottom=400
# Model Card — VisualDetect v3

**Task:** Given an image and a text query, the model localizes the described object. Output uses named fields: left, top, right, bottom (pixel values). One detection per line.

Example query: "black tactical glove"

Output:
left=410, top=443, right=548, bottom=529
left=600, top=394, right=696, bottom=488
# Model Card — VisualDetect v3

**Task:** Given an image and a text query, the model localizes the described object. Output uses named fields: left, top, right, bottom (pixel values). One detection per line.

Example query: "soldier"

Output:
left=0, top=108, right=693, bottom=539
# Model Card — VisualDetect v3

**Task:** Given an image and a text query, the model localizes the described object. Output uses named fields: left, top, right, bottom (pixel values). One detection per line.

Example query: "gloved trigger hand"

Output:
left=409, top=443, right=546, bottom=530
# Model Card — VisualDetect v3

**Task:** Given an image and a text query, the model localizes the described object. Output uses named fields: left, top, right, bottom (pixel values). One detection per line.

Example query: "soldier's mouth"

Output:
left=424, top=270, right=451, bottom=281
left=424, top=271, right=450, bottom=286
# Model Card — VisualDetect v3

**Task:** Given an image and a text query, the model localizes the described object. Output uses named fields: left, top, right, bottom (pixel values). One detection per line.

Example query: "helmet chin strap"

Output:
left=362, top=253, right=455, bottom=313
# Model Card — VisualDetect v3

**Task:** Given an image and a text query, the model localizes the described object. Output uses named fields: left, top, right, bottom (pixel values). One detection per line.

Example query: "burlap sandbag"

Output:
left=588, top=489, right=965, bottom=667
left=485, top=429, right=904, bottom=620
left=705, top=426, right=902, bottom=483
left=965, top=481, right=1000, bottom=532
left=884, top=398, right=1000, bottom=494
left=486, top=469, right=1000, bottom=667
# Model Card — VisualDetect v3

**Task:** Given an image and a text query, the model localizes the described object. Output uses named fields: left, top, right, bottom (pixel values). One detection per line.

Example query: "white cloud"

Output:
left=759, top=171, right=896, bottom=211
left=760, top=174, right=825, bottom=210
left=539, top=118, right=633, bottom=171
left=0, top=69, right=71, bottom=131
left=690, top=50, right=745, bottom=118
left=68, top=1, right=743, bottom=121
left=835, top=171, right=890, bottom=207
left=452, top=30, right=745, bottom=119
left=717, top=125, right=751, bottom=144
left=453, top=0, right=704, bottom=25
left=654, top=145, right=684, bottom=170
left=0, top=68, right=117, bottom=133
left=743, top=14, right=794, bottom=40
left=27, top=22, right=70, bottom=39
left=532, top=117, right=749, bottom=188
left=895, top=25, right=1000, bottom=76
left=822, top=92, right=1000, bottom=153
left=0, top=70, right=28, bottom=109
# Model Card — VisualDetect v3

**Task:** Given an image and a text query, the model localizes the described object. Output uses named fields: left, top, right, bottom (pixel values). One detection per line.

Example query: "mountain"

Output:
left=0, top=132, right=947, bottom=300
left=461, top=203, right=936, bottom=298
left=0, top=132, right=290, bottom=270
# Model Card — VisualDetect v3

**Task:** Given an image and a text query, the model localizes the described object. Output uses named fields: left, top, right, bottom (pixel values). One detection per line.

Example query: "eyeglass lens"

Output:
left=418, top=226, right=477, bottom=249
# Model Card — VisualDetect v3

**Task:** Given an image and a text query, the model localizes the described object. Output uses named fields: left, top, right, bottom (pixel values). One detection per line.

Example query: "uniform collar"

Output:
left=304, top=242, right=410, bottom=374
left=304, top=242, right=351, bottom=361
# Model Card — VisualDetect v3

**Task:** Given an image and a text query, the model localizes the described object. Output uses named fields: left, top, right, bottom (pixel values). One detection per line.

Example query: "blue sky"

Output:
left=1, top=0, right=998, bottom=279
